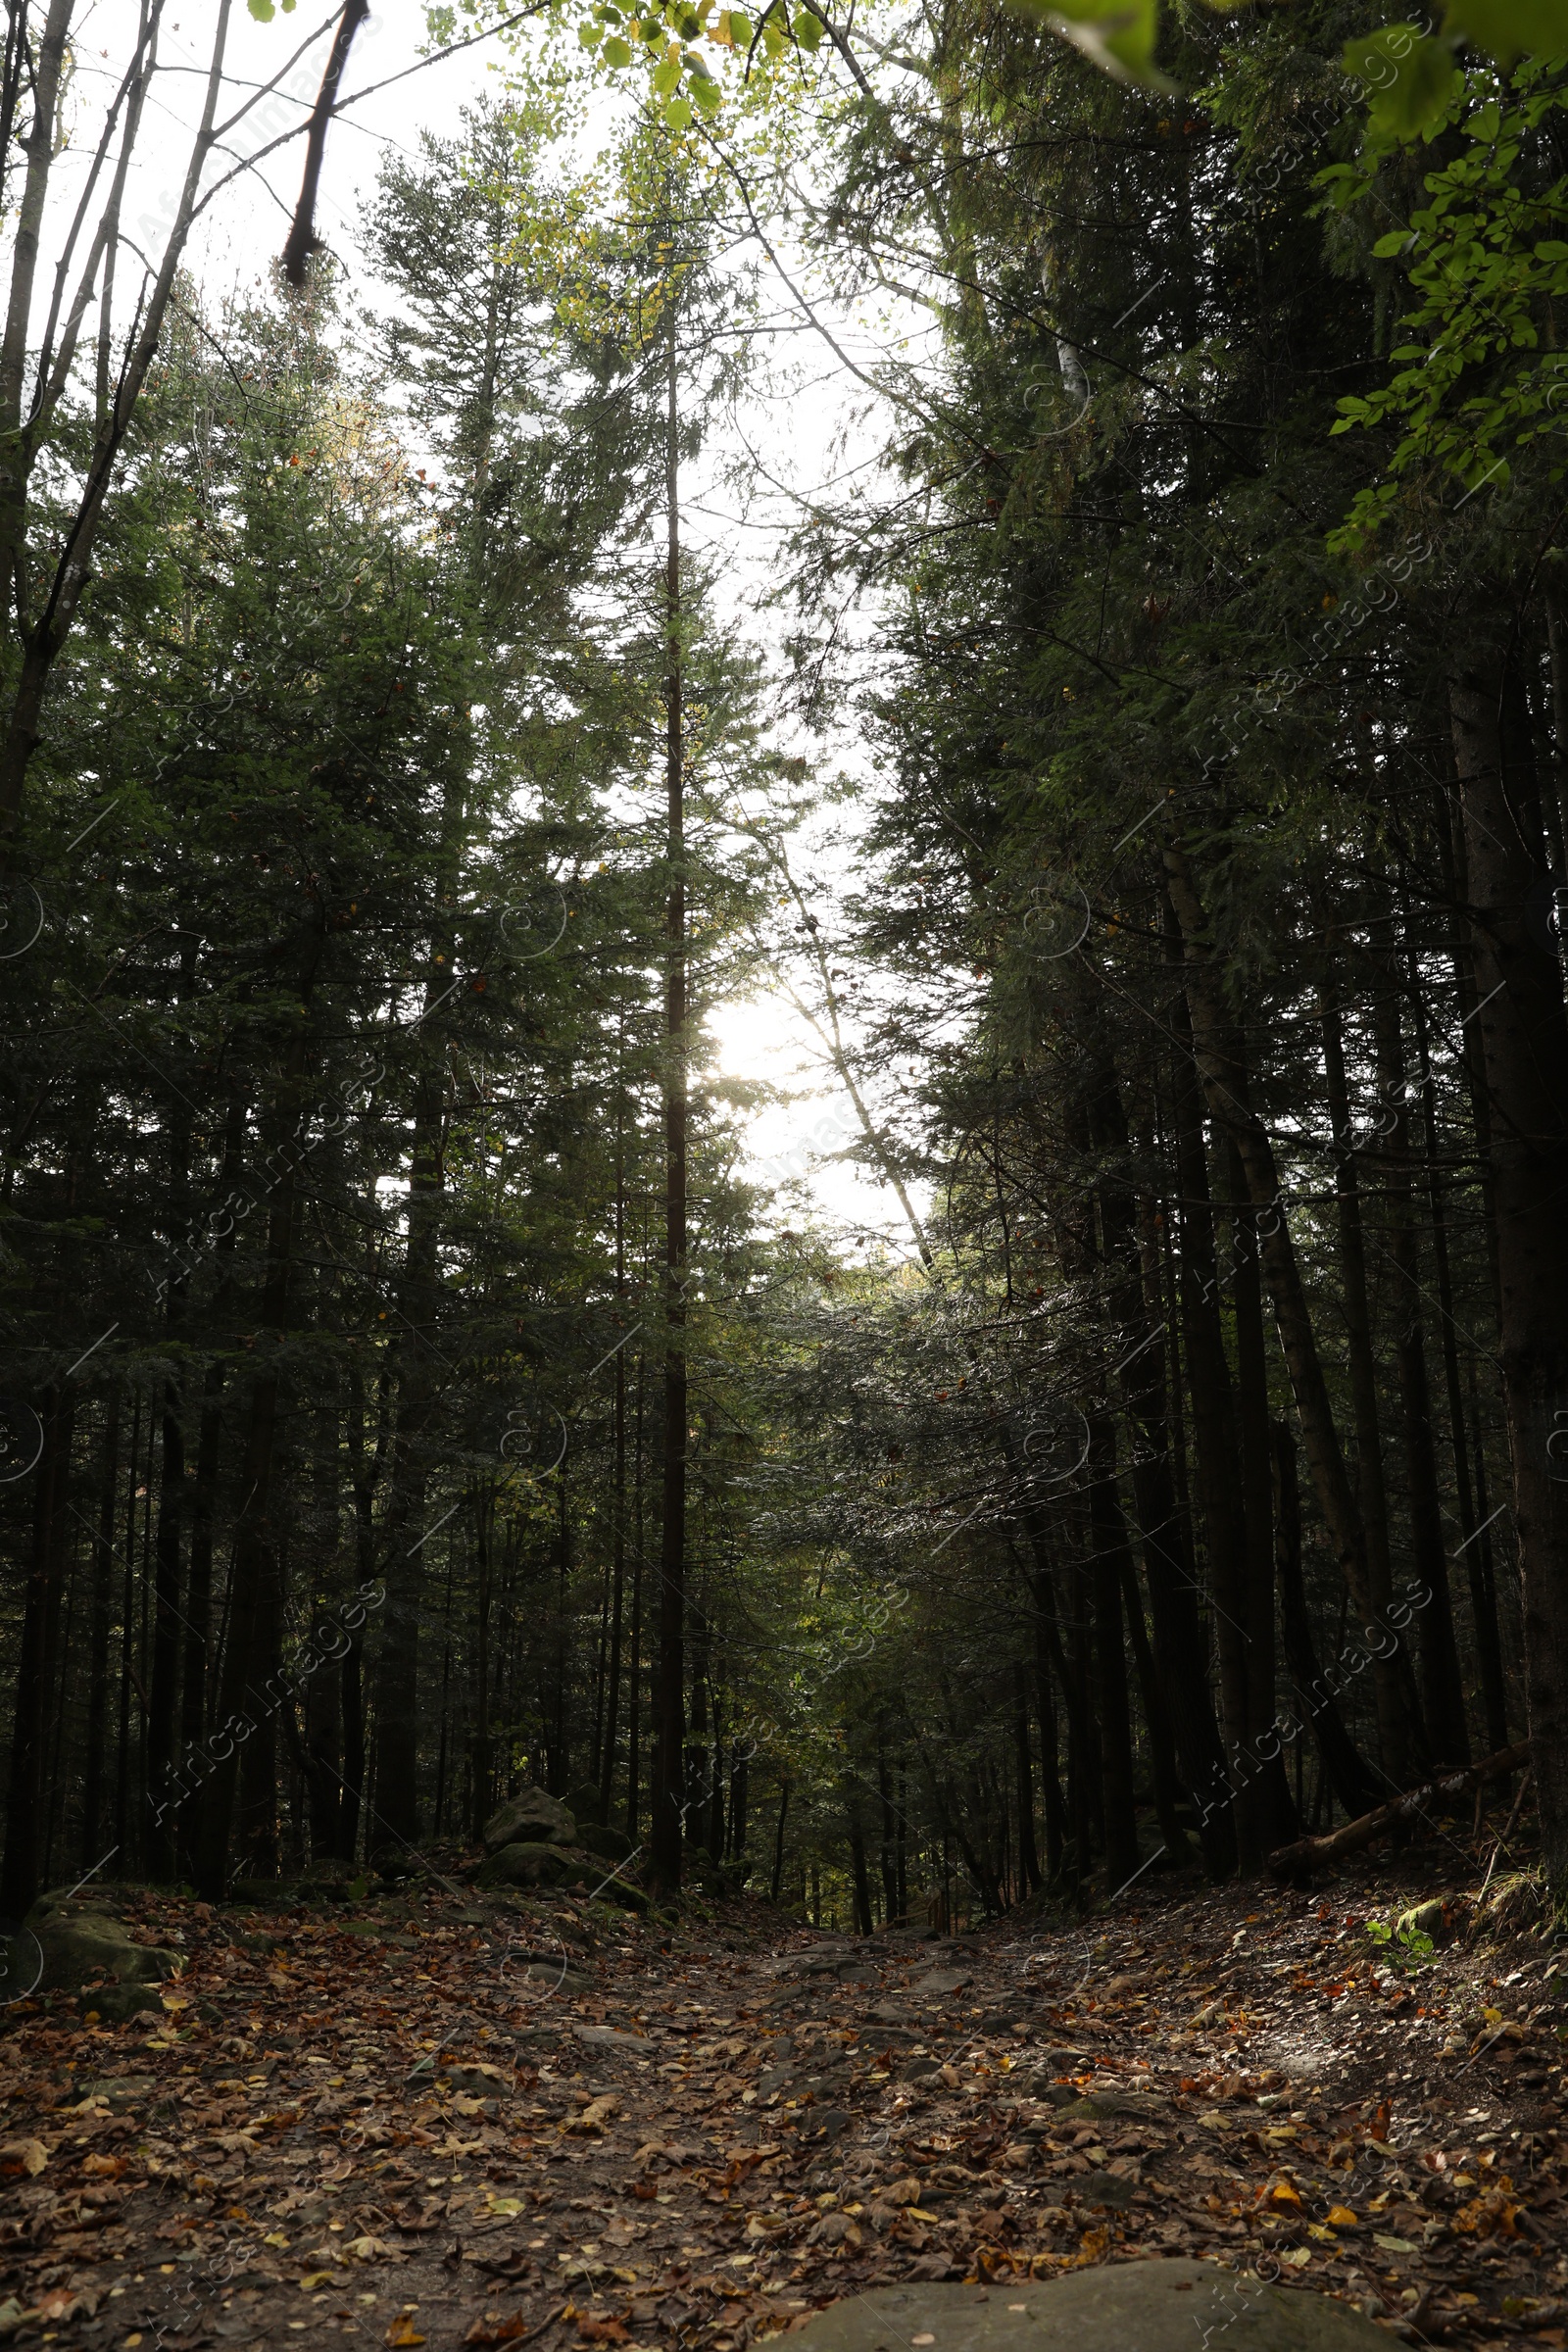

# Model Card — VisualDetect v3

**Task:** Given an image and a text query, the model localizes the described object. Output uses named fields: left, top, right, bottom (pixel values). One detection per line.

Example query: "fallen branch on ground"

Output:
left=1267, top=1740, right=1531, bottom=1882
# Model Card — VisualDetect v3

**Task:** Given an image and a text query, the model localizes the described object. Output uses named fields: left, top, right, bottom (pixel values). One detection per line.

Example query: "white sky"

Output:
left=50, top=1, right=934, bottom=1255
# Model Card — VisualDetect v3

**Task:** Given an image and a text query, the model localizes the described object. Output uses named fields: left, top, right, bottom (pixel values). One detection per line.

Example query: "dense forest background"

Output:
left=3, top=0, right=1567, bottom=1936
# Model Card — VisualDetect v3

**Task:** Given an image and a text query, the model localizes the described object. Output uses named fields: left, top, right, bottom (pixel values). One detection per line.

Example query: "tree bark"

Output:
left=652, top=272, right=687, bottom=1895
left=0, top=1386, right=74, bottom=1918
left=1164, top=845, right=1413, bottom=1785
left=1271, top=1419, right=1383, bottom=1817
left=1448, top=651, right=1568, bottom=1884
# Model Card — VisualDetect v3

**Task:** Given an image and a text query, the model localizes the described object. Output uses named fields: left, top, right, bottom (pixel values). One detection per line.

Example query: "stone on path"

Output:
left=21, top=1891, right=178, bottom=2020
left=911, top=1968, right=972, bottom=1996
left=791, top=2264, right=1390, bottom=2352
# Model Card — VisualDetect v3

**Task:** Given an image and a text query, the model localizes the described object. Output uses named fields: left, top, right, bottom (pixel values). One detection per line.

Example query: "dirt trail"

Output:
left=2, top=1864, right=1564, bottom=2351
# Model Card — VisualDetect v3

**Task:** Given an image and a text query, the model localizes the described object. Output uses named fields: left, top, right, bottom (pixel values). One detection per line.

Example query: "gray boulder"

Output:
left=476, top=1839, right=589, bottom=1889
left=564, top=1782, right=607, bottom=1830
left=482, top=1788, right=576, bottom=1853
left=790, top=2265, right=1390, bottom=2352
left=578, top=1821, right=633, bottom=1863
left=23, top=1893, right=178, bottom=2016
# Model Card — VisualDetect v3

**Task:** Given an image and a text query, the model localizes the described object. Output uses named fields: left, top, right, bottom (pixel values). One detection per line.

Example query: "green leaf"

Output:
left=794, top=6, right=824, bottom=44
left=1444, top=0, right=1568, bottom=65
left=1009, top=0, right=1173, bottom=87
left=690, top=65, right=723, bottom=105
left=1371, top=229, right=1416, bottom=256
left=1344, top=26, right=1461, bottom=140
left=727, top=7, right=754, bottom=38
left=247, top=0, right=275, bottom=17
left=654, top=53, right=683, bottom=89
left=579, top=21, right=604, bottom=44
left=602, top=32, right=633, bottom=60
left=665, top=94, right=694, bottom=122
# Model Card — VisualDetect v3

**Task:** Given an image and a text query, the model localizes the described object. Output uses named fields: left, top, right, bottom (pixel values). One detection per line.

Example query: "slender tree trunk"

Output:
left=652, top=274, right=687, bottom=1895
left=1091, top=1062, right=1226, bottom=1869
left=1165, top=848, right=1413, bottom=1785
left=770, top=1778, right=790, bottom=1903
left=1087, top=1427, right=1140, bottom=1887
left=1228, top=1139, right=1300, bottom=1846
left=848, top=1794, right=874, bottom=1933
left=1413, top=986, right=1509, bottom=1752
left=1118, top=1555, right=1190, bottom=1862
left=192, top=1155, right=298, bottom=1896
left=145, top=1379, right=184, bottom=1880
left=601, top=1113, right=628, bottom=1821
left=1271, top=1420, right=1382, bottom=1817
left=373, top=1065, right=445, bottom=1856
left=0, top=1386, right=74, bottom=1917
left=81, top=1387, right=120, bottom=1869
left=1319, top=996, right=1398, bottom=1613
left=1448, top=649, right=1568, bottom=1882
left=1372, top=972, right=1468, bottom=1763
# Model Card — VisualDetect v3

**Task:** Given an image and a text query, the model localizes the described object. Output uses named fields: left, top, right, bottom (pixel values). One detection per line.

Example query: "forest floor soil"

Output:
left=2, top=1839, right=1564, bottom=2352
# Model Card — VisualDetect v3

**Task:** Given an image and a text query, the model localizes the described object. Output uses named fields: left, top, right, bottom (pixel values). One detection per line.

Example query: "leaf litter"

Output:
left=1, top=1857, right=1565, bottom=2350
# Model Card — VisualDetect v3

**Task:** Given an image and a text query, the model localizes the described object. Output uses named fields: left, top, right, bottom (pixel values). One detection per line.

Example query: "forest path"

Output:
left=1, top=1859, right=1563, bottom=2351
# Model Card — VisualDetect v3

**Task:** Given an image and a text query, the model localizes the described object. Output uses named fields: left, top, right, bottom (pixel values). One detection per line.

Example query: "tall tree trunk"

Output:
left=1272, top=1420, right=1382, bottom=1817
left=373, top=1062, right=445, bottom=1856
left=144, top=1379, right=184, bottom=1881
left=652, top=274, right=687, bottom=1895
left=81, top=1387, right=120, bottom=1869
left=191, top=1157, right=297, bottom=1896
left=1372, top=969, right=1468, bottom=1763
left=1013, top=1672, right=1042, bottom=1893
left=770, top=1778, right=790, bottom=1903
left=1448, top=649, right=1568, bottom=1882
left=1161, top=936, right=1250, bottom=1865
left=1086, top=1426, right=1140, bottom=1888
left=1229, top=1141, right=1290, bottom=1855
left=1413, top=986, right=1509, bottom=1753
left=0, top=1385, right=74, bottom=1917
left=848, top=1792, right=874, bottom=1933
left=1091, top=1060, right=1228, bottom=1870
left=1165, top=847, right=1414, bottom=1785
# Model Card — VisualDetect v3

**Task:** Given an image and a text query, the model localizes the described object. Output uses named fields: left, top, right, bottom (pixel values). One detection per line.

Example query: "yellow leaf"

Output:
left=1307, top=2225, right=1339, bottom=2244
left=1326, top=2206, right=1358, bottom=2229
left=386, top=2322, right=426, bottom=2348
left=301, top=2273, right=339, bottom=2290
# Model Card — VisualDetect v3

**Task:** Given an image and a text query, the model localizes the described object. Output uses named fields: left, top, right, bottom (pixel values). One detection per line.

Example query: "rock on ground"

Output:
left=793, top=2267, right=1391, bottom=2352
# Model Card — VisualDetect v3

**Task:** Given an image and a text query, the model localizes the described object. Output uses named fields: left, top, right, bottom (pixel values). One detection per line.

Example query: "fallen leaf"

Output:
left=1326, top=2206, right=1358, bottom=2228
left=386, top=2320, right=426, bottom=2348
left=466, top=2319, right=533, bottom=2346
left=82, top=2151, right=124, bottom=2179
